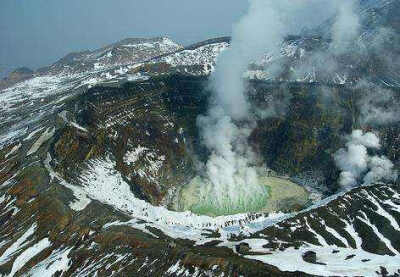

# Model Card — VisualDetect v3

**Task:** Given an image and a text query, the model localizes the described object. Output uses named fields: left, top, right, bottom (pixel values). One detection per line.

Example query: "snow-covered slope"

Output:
left=2, top=148, right=399, bottom=275
left=157, top=42, right=229, bottom=75
left=0, top=38, right=182, bottom=147
left=1, top=0, right=400, bottom=274
left=1, top=72, right=399, bottom=275
left=39, top=37, right=183, bottom=75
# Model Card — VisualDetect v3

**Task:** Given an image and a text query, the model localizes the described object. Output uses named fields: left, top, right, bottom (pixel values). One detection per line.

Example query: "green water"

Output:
left=175, top=176, right=309, bottom=217
left=175, top=176, right=270, bottom=216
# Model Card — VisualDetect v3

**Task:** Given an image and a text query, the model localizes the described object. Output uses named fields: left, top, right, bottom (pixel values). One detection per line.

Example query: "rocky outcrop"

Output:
left=0, top=0, right=400, bottom=275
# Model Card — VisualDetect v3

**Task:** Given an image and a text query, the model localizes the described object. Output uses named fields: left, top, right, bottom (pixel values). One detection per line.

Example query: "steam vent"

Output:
left=1, top=0, right=400, bottom=276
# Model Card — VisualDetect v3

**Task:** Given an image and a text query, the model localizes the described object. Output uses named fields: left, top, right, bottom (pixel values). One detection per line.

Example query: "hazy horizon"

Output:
left=0, top=0, right=248, bottom=76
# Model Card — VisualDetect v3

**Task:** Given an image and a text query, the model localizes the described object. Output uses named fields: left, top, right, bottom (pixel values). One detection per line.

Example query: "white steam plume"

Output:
left=334, top=130, right=397, bottom=188
left=196, top=0, right=398, bottom=212
left=197, top=0, right=295, bottom=213
left=356, top=80, right=400, bottom=126
left=197, top=0, right=337, bottom=213
left=330, top=0, right=361, bottom=54
left=210, top=0, right=288, bottom=120
left=210, top=0, right=340, bottom=120
left=363, top=156, right=398, bottom=185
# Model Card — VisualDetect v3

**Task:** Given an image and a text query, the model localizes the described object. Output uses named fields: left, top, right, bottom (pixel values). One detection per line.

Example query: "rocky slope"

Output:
left=0, top=75, right=399, bottom=276
left=0, top=0, right=400, bottom=276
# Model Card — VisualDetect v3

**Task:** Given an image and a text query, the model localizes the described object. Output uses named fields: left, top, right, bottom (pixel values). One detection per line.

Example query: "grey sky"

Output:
left=0, top=0, right=248, bottom=74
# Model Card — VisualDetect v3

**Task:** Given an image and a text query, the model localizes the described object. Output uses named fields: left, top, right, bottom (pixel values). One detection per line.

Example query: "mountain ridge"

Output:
left=0, top=0, right=400, bottom=275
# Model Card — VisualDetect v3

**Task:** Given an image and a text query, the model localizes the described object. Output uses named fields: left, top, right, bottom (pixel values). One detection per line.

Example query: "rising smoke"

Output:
left=197, top=0, right=338, bottom=212
left=334, top=130, right=397, bottom=187
left=329, top=1, right=399, bottom=188
left=333, top=81, right=400, bottom=188
left=197, top=0, right=294, bottom=212
left=197, top=0, right=399, bottom=212
left=330, top=0, right=361, bottom=54
left=356, top=80, right=400, bottom=126
left=287, top=0, right=362, bottom=82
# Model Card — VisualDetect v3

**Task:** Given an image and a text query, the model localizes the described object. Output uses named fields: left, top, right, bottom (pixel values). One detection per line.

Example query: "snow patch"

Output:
left=123, top=145, right=148, bottom=165
left=0, top=224, right=37, bottom=265
left=246, top=245, right=400, bottom=276
left=9, top=238, right=51, bottom=276
left=27, top=247, right=72, bottom=277
left=27, top=127, right=55, bottom=156
left=5, top=143, right=21, bottom=159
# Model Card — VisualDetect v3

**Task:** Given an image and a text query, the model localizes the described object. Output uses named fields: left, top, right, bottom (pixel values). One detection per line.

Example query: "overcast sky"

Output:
left=0, top=0, right=248, bottom=74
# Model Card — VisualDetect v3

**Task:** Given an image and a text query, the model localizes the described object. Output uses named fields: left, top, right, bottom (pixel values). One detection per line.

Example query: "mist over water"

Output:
left=196, top=0, right=338, bottom=213
left=196, top=1, right=285, bottom=213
